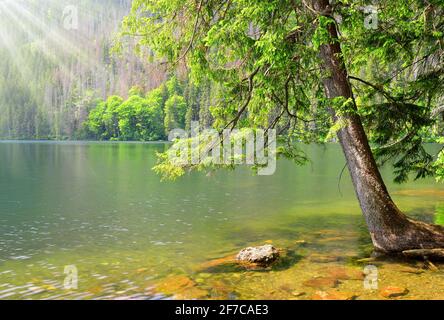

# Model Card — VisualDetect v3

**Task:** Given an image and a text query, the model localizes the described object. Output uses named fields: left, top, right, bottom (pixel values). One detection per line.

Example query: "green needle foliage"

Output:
left=120, top=0, right=444, bottom=182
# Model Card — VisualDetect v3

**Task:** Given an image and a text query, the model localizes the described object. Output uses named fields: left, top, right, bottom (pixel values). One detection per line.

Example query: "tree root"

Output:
left=371, top=218, right=444, bottom=259
left=402, top=249, right=444, bottom=261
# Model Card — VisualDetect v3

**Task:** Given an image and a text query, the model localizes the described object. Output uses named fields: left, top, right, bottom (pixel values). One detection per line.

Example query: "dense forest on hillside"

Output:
left=1, top=0, right=444, bottom=145
left=0, top=0, right=219, bottom=140
left=0, top=0, right=167, bottom=139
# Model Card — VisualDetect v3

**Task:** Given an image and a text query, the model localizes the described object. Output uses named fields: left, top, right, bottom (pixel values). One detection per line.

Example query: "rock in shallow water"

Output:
left=236, top=245, right=280, bottom=266
left=155, top=275, right=195, bottom=294
left=303, top=276, right=340, bottom=289
left=308, top=253, right=341, bottom=263
left=380, top=286, right=409, bottom=298
left=326, top=267, right=364, bottom=280
left=291, top=291, right=306, bottom=297
left=312, top=290, right=357, bottom=300
left=155, top=275, right=209, bottom=299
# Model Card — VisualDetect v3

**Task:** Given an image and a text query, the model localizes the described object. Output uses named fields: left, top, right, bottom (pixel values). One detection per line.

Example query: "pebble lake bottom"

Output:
left=1, top=141, right=444, bottom=300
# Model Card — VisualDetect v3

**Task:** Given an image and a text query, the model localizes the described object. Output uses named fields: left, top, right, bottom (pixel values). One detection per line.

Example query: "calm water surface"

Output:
left=1, top=141, right=444, bottom=300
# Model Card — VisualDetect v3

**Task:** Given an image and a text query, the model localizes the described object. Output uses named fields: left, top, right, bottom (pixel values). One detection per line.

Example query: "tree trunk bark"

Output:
left=312, top=0, right=444, bottom=254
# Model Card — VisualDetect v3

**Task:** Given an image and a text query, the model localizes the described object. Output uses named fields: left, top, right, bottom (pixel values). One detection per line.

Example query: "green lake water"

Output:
left=1, top=141, right=444, bottom=300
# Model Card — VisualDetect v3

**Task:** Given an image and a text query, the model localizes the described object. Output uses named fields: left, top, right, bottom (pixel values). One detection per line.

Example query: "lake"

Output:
left=1, top=141, right=444, bottom=300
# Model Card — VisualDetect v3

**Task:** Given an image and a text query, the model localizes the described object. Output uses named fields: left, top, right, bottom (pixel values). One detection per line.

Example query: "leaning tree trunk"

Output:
left=313, top=0, right=444, bottom=254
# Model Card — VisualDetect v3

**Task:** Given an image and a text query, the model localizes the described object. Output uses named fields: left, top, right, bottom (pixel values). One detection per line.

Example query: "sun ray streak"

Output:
left=7, top=0, right=104, bottom=72
left=0, top=14, right=33, bottom=85
left=0, top=2, right=78, bottom=80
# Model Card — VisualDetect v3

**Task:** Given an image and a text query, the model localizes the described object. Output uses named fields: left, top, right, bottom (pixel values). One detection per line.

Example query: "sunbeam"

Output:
left=0, top=10, right=34, bottom=89
left=6, top=0, right=104, bottom=72
left=0, top=2, right=67, bottom=73
left=0, top=0, right=155, bottom=142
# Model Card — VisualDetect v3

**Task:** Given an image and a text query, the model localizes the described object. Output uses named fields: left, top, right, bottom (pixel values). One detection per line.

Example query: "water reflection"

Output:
left=0, top=141, right=444, bottom=299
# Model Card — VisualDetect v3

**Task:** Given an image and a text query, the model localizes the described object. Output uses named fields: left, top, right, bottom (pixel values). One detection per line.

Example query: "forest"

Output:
left=0, top=0, right=161, bottom=139
left=0, top=0, right=218, bottom=140
left=82, top=76, right=215, bottom=141
left=2, top=0, right=443, bottom=152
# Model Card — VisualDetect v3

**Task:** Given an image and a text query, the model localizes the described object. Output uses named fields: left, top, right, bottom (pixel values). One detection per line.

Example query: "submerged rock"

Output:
left=207, top=280, right=233, bottom=299
left=308, top=253, right=341, bottom=263
left=195, top=254, right=243, bottom=273
left=155, top=275, right=210, bottom=300
left=155, top=275, right=195, bottom=294
left=291, top=291, right=306, bottom=297
left=176, top=287, right=209, bottom=300
left=236, top=245, right=280, bottom=266
left=399, top=266, right=425, bottom=274
left=312, top=290, right=357, bottom=300
left=198, top=255, right=237, bottom=270
left=380, top=286, right=409, bottom=298
left=326, top=267, right=364, bottom=280
left=303, top=276, right=340, bottom=289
